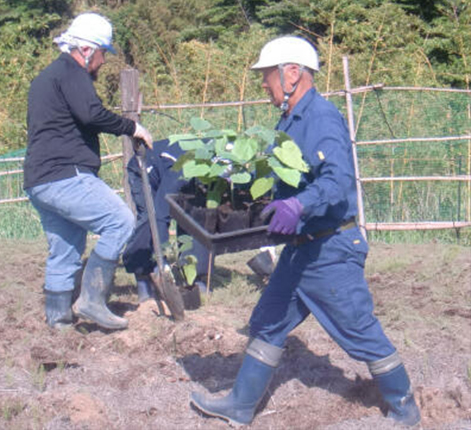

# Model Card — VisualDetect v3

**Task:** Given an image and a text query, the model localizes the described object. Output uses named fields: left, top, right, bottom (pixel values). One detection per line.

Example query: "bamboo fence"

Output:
left=1, top=64, right=470, bottom=235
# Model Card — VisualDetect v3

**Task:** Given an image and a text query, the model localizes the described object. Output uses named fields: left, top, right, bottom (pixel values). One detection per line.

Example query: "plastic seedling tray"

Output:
left=165, top=194, right=288, bottom=255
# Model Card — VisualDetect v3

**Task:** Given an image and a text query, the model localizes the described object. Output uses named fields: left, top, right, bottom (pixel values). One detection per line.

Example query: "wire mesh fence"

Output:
left=1, top=84, right=470, bottom=243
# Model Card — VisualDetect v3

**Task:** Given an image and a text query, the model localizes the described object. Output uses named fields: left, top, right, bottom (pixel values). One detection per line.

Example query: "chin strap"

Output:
left=78, top=46, right=96, bottom=70
left=278, top=64, right=305, bottom=113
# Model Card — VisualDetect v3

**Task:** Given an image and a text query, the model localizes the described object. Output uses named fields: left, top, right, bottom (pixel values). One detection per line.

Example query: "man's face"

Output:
left=260, top=66, right=283, bottom=107
left=86, top=48, right=106, bottom=81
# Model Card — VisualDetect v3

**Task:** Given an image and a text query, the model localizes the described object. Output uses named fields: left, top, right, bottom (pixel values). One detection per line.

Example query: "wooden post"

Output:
left=342, top=56, right=367, bottom=240
left=120, top=68, right=141, bottom=214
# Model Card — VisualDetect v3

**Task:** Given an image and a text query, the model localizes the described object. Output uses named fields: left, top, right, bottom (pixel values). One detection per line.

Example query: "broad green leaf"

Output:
left=206, top=196, right=219, bottom=208
left=230, top=172, right=251, bottom=184
left=178, top=138, right=206, bottom=151
left=168, top=134, right=198, bottom=145
left=190, top=117, right=212, bottom=131
left=268, top=156, right=282, bottom=169
left=232, top=137, right=258, bottom=162
left=273, top=167, right=301, bottom=188
left=195, top=146, right=213, bottom=160
left=204, top=129, right=225, bottom=138
left=273, top=140, right=309, bottom=172
left=275, top=131, right=293, bottom=145
left=250, top=177, right=274, bottom=200
left=214, top=137, right=228, bottom=155
left=221, top=129, right=238, bottom=139
left=178, top=240, right=193, bottom=254
left=208, top=163, right=228, bottom=177
left=177, top=234, right=193, bottom=251
left=182, top=160, right=210, bottom=178
left=254, top=158, right=271, bottom=179
left=245, top=125, right=276, bottom=145
left=172, top=152, right=194, bottom=171
left=183, top=264, right=197, bottom=286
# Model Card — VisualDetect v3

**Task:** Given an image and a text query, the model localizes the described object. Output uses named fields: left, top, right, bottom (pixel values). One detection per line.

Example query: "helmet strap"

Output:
left=76, top=45, right=96, bottom=71
left=278, top=64, right=305, bottom=113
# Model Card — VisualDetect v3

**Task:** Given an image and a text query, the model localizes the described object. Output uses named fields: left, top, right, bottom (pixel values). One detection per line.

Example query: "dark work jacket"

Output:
left=275, top=88, right=358, bottom=234
left=24, top=53, right=135, bottom=189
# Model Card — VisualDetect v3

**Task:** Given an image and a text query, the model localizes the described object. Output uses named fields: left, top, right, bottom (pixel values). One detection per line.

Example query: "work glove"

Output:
left=261, top=197, right=303, bottom=235
left=133, top=122, right=153, bottom=149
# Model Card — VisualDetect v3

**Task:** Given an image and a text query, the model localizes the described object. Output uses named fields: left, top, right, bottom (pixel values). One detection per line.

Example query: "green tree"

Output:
left=0, top=0, right=72, bottom=153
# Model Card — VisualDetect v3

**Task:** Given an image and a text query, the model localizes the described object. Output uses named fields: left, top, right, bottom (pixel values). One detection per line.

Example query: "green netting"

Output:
left=352, top=90, right=470, bottom=226
left=1, top=90, right=470, bottom=242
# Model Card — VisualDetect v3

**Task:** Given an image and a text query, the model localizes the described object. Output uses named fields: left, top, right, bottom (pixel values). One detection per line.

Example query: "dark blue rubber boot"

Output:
left=45, top=290, right=73, bottom=328
left=371, top=356, right=421, bottom=426
left=135, top=275, right=155, bottom=303
left=191, top=339, right=282, bottom=426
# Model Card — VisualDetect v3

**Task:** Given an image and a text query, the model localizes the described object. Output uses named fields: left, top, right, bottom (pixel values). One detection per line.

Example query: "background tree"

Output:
left=0, top=0, right=469, bottom=154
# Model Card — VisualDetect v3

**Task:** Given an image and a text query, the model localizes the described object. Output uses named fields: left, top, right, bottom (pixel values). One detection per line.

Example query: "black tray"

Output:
left=165, top=194, right=289, bottom=254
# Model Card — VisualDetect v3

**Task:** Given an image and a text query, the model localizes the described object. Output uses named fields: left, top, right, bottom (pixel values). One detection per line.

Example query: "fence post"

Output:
left=342, top=56, right=367, bottom=240
left=120, top=68, right=140, bottom=214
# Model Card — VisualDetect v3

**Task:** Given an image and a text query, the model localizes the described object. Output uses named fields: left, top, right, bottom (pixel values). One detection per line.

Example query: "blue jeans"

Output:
left=250, top=227, right=396, bottom=362
left=26, top=172, right=135, bottom=293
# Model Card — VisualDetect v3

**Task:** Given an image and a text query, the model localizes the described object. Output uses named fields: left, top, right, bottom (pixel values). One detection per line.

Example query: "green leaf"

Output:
left=182, top=160, right=210, bottom=178
left=275, top=131, right=293, bottom=145
left=172, top=152, right=194, bottom=171
left=190, top=117, right=212, bottom=131
left=232, top=137, right=258, bottom=162
left=178, top=138, right=206, bottom=151
left=214, top=137, right=229, bottom=156
left=183, top=263, right=197, bottom=286
left=168, top=134, right=197, bottom=145
left=195, top=146, right=213, bottom=160
left=273, top=167, right=301, bottom=188
left=245, top=125, right=276, bottom=145
left=250, top=177, right=274, bottom=200
left=230, top=172, right=251, bottom=184
left=177, top=235, right=193, bottom=253
left=254, top=158, right=271, bottom=179
left=273, top=140, right=309, bottom=172
left=208, top=163, right=228, bottom=177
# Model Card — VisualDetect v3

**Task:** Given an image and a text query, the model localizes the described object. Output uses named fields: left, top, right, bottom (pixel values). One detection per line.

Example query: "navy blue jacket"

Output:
left=24, top=53, right=136, bottom=189
left=275, top=88, right=358, bottom=234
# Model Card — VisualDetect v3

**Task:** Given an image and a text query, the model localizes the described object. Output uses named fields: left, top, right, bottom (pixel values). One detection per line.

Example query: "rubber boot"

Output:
left=45, top=290, right=73, bottom=329
left=72, top=251, right=128, bottom=330
left=247, top=250, right=275, bottom=277
left=191, top=338, right=283, bottom=426
left=369, top=352, right=421, bottom=426
left=135, top=275, right=154, bottom=303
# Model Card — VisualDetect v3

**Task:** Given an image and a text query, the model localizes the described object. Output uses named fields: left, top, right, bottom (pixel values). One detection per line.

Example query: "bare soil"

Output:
left=0, top=239, right=470, bottom=430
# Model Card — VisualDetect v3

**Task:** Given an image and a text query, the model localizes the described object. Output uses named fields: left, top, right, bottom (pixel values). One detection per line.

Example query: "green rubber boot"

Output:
left=72, top=251, right=128, bottom=330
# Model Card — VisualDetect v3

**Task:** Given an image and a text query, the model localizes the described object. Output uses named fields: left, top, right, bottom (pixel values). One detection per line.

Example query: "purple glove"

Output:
left=262, top=197, right=303, bottom=235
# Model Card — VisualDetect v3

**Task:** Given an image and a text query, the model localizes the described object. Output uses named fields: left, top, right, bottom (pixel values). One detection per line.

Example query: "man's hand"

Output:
left=262, top=197, right=303, bottom=235
left=133, top=122, right=153, bottom=149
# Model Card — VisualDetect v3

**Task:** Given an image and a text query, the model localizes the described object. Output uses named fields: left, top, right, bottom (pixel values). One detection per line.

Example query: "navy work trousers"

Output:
left=250, top=226, right=395, bottom=362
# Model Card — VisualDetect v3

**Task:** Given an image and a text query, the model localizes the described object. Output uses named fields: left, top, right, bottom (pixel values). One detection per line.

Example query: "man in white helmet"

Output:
left=24, top=12, right=153, bottom=331
left=190, top=36, right=421, bottom=427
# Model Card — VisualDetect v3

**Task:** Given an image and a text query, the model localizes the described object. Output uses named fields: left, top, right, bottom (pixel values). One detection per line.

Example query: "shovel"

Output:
left=133, top=139, right=185, bottom=321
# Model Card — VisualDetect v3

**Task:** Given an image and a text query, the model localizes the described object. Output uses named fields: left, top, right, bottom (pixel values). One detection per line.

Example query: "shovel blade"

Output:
left=149, top=272, right=185, bottom=321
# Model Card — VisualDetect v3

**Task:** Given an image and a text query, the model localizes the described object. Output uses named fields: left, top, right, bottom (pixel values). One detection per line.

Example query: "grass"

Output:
left=31, top=364, right=46, bottom=392
left=1, top=400, right=25, bottom=422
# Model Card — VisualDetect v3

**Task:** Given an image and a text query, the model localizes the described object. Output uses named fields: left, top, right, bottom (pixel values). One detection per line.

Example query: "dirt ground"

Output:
left=0, top=239, right=470, bottom=430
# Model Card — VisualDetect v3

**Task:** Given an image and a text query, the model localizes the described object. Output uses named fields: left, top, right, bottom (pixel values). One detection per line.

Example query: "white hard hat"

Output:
left=66, top=12, right=115, bottom=54
left=251, top=36, right=319, bottom=72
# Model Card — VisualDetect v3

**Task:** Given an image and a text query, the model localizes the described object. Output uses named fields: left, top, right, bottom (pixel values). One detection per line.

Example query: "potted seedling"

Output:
left=165, top=117, right=308, bottom=253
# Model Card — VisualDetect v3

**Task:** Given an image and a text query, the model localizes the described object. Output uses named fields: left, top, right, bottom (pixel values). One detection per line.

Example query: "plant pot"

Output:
left=166, top=193, right=291, bottom=255
left=218, top=202, right=251, bottom=233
